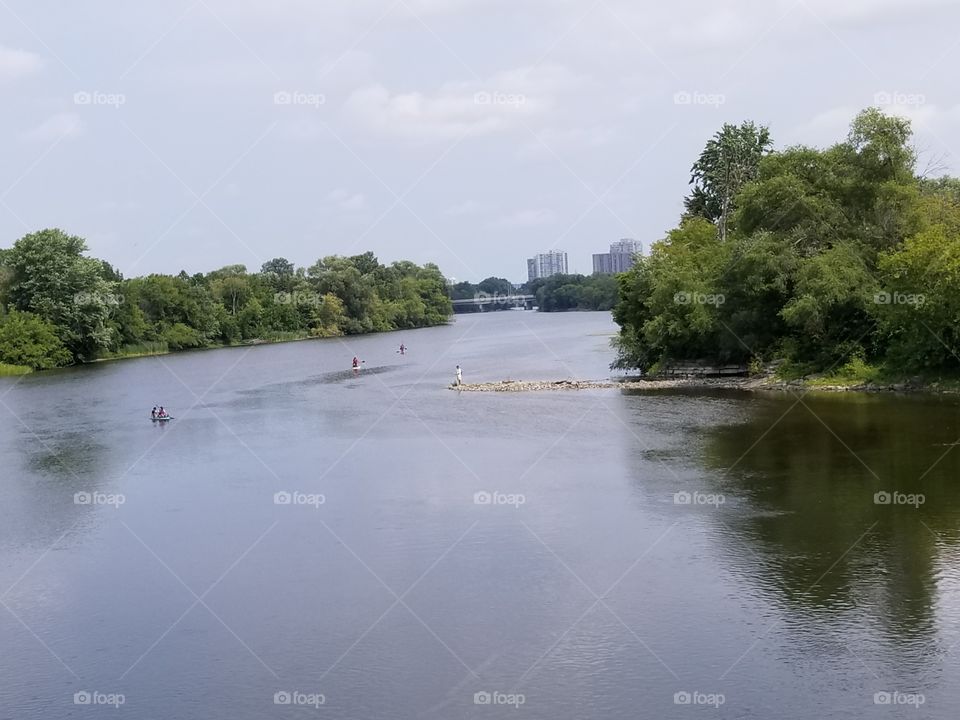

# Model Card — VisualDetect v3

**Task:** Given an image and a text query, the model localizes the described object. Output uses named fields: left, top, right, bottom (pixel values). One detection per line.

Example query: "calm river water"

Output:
left=1, top=311, right=959, bottom=719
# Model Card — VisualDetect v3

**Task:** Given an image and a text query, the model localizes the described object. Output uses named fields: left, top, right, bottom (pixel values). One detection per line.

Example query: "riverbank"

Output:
left=450, top=375, right=960, bottom=395
left=87, top=324, right=451, bottom=365
left=0, top=363, right=31, bottom=377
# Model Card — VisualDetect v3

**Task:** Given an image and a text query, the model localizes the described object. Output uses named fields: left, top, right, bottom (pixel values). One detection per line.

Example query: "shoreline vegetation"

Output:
left=611, top=109, right=960, bottom=385
left=0, top=232, right=453, bottom=372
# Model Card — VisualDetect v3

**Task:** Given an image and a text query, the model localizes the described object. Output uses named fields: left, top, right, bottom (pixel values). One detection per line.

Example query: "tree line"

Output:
left=0, top=230, right=452, bottom=371
left=613, top=108, right=960, bottom=379
left=451, top=273, right=617, bottom=311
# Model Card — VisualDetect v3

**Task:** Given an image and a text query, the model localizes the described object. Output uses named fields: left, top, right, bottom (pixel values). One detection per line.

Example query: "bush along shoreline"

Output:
left=0, top=232, right=453, bottom=372
left=611, top=109, right=960, bottom=388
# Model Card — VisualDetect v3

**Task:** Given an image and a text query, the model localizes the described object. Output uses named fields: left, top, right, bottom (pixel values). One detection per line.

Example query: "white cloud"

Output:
left=800, top=0, right=956, bottom=23
left=22, top=113, right=82, bottom=143
left=0, top=45, right=43, bottom=82
left=343, top=64, right=580, bottom=140
left=326, top=188, right=366, bottom=211
left=520, top=126, right=617, bottom=157
left=494, top=208, right=556, bottom=227
left=445, top=199, right=485, bottom=216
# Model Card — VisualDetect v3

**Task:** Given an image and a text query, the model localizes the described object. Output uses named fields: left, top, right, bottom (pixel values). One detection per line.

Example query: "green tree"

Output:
left=685, top=121, right=773, bottom=241
left=6, top=229, right=117, bottom=360
left=0, top=310, right=73, bottom=369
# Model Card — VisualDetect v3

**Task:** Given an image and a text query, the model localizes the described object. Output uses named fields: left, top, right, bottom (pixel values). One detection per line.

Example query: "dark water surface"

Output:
left=2, top=311, right=959, bottom=718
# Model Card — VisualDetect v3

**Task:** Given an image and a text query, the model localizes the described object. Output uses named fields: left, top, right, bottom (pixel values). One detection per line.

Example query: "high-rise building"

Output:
left=592, top=253, right=613, bottom=274
left=527, top=251, right=569, bottom=281
left=593, top=239, right=642, bottom=274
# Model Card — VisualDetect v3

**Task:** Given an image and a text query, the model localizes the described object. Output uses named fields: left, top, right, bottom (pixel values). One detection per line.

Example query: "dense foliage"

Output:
left=0, top=231, right=451, bottom=369
left=527, top=274, right=618, bottom=311
left=614, top=109, right=960, bottom=376
left=450, top=276, right=516, bottom=301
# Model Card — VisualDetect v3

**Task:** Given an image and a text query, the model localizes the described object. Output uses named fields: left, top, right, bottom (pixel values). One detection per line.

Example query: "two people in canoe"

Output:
left=151, top=406, right=171, bottom=419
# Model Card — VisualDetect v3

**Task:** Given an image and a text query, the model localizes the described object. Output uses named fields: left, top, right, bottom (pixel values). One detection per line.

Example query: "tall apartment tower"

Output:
left=527, top=251, right=569, bottom=282
left=593, top=239, right=642, bottom=274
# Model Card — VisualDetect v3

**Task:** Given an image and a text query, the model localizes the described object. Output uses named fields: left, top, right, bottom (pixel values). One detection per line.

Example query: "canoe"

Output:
left=151, top=416, right=173, bottom=422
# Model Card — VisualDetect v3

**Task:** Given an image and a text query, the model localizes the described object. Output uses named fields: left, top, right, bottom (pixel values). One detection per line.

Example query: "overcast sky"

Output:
left=1, top=0, right=958, bottom=282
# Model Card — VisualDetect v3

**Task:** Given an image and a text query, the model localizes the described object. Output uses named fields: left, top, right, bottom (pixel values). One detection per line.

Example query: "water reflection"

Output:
left=696, top=391, right=960, bottom=672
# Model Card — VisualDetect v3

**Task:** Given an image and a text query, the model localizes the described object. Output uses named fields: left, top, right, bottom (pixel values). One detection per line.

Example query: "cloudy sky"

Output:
left=1, top=0, right=958, bottom=282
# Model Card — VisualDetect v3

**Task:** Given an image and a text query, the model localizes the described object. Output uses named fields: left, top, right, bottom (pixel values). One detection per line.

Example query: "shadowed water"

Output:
left=1, top=312, right=958, bottom=718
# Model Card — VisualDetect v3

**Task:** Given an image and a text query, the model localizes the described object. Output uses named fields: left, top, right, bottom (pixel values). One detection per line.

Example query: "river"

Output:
left=1, top=311, right=959, bottom=718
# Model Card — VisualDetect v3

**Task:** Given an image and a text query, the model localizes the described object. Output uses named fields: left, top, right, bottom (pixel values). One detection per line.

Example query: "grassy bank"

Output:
left=96, top=342, right=170, bottom=361
left=0, top=363, right=32, bottom=376
left=775, top=357, right=960, bottom=392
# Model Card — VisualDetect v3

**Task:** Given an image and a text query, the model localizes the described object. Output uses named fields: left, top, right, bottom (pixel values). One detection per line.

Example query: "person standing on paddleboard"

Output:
left=456, top=365, right=462, bottom=386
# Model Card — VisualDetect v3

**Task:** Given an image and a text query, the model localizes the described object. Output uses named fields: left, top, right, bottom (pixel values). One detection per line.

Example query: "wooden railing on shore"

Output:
left=656, top=364, right=749, bottom=378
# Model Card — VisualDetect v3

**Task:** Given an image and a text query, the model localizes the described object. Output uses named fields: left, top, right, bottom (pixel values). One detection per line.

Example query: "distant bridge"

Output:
left=451, top=294, right=536, bottom=313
